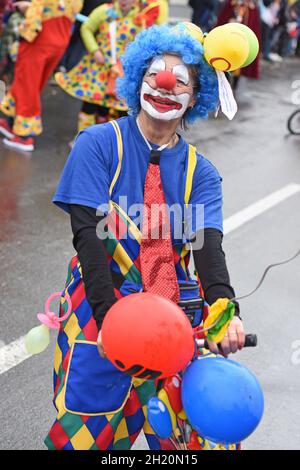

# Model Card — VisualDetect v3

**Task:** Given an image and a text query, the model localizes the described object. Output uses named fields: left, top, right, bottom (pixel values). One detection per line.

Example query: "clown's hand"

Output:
left=94, top=50, right=105, bottom=65
left=207, top=316, right=245, bottom=357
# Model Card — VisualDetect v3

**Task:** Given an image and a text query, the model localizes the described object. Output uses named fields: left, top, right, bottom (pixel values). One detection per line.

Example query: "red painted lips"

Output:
left=144, top=93, right=182, bottom=113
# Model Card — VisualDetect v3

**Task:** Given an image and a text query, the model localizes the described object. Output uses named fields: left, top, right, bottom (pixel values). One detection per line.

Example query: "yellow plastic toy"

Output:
left=203, top=297, right=235, bottom=344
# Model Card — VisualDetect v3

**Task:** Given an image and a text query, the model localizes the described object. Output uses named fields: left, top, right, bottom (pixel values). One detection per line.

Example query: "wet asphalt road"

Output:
left=0, top=50, right=300, bottom=449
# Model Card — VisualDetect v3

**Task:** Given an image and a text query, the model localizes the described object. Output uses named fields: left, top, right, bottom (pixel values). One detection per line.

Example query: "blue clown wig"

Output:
left=117, top=24, right=219, bottom=123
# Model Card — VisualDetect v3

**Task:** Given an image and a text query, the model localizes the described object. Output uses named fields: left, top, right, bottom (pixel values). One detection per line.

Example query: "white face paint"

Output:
left=140, top=57, right=193, bottom=121
left=172, top=64, right=189, bottom=86
left=147, top=56, right=166, bottom=75
left=140, top=82, right=191, bottom=120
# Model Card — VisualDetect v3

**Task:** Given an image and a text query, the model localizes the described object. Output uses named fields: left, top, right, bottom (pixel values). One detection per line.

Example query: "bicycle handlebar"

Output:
left=196, top=333, right=257, bottom=349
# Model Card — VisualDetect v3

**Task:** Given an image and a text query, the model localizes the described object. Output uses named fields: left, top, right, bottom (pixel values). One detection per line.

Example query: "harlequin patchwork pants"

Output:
left=44, top=257, right=163, bottom=450
left=44, top=257, right=240, bottom=451
left=45, top=375, right=162, bottom=451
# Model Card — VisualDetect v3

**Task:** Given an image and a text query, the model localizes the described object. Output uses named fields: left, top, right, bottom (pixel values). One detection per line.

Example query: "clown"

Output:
left=0, top=0, right=83, bottom=152
left=45, top=23, right=248, bottom=450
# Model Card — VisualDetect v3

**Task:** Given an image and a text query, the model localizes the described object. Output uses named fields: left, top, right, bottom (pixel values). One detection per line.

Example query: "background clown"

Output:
left=0, top=0, right=83, bottom=152
left=55, top=0, right=168, bottom=134
left=44, top=23, right=250, bottom=450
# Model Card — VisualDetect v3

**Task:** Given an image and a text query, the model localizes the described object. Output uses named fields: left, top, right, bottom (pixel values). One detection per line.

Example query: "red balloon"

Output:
left=155, top=70, right=177, bottom=91
left=102, top=293, right=195, bottom=379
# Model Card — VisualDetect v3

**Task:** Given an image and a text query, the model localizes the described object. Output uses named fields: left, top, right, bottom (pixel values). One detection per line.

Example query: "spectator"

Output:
left=268, top=0, right=288, bottom=60
left=260, top=0, right=281, bottom=61
left=189, top=0, right=220, bottom=31
left=289, top=0, right=300, bottom=57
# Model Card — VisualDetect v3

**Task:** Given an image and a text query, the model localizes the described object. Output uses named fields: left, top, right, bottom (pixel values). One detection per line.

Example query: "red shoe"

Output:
left=3, top=134, right=34, bottom=152
left=0, top=118, right=14, bottom=139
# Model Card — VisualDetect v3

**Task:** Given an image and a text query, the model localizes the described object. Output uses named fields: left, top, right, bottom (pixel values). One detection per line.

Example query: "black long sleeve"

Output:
left=192, top=228, right=240, bottom=316
left=70, top=204, right=117, bottom=331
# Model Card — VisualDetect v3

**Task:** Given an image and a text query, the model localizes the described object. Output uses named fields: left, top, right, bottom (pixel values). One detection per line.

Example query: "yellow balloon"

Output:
left=231, top=23, right=259, bottom=67
left=24, top=324, right=50, bottom=354
left=158, top=388, right=177, bottom=431
left=204, top=24, right=249, bottom=72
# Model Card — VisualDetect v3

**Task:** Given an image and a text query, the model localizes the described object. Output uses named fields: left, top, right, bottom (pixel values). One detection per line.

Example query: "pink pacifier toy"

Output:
left=24, top=292, right=72, bottom=354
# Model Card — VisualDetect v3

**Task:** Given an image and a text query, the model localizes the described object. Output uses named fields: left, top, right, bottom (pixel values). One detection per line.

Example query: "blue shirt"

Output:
left=53, top=116, right=223, bottom=243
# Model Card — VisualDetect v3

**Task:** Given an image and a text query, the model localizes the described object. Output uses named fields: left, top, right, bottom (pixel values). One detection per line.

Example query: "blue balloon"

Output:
left=147, top=397, right=173, bottom=439
left=181, top=356, right=264, bottom=444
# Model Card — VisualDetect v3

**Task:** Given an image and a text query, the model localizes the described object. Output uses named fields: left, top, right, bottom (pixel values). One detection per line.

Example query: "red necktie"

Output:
left=140, top=150, right=180, bottom=304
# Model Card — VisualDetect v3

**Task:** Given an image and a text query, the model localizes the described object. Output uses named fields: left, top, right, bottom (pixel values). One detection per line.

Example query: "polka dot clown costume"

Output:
left=55, top=0, right=168, bottom=132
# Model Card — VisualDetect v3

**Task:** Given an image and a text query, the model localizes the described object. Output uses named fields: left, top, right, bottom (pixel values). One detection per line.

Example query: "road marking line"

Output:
left=224, top=183, right=300, bottom=235
left=1, top=183, right=300, bottom=375
left=0, top=337, right=31, bottom=375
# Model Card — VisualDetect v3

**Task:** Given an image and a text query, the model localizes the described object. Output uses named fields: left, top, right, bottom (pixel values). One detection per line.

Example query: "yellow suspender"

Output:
left=109, top=121, right=197, bottom=205
left=184, top=145, right=197, bottom=207
left=109, top=120, right=123, bottom=197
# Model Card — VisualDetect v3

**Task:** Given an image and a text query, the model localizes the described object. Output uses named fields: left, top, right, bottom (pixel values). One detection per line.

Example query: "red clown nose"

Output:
left=155, top=70, right=177, bottom=90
